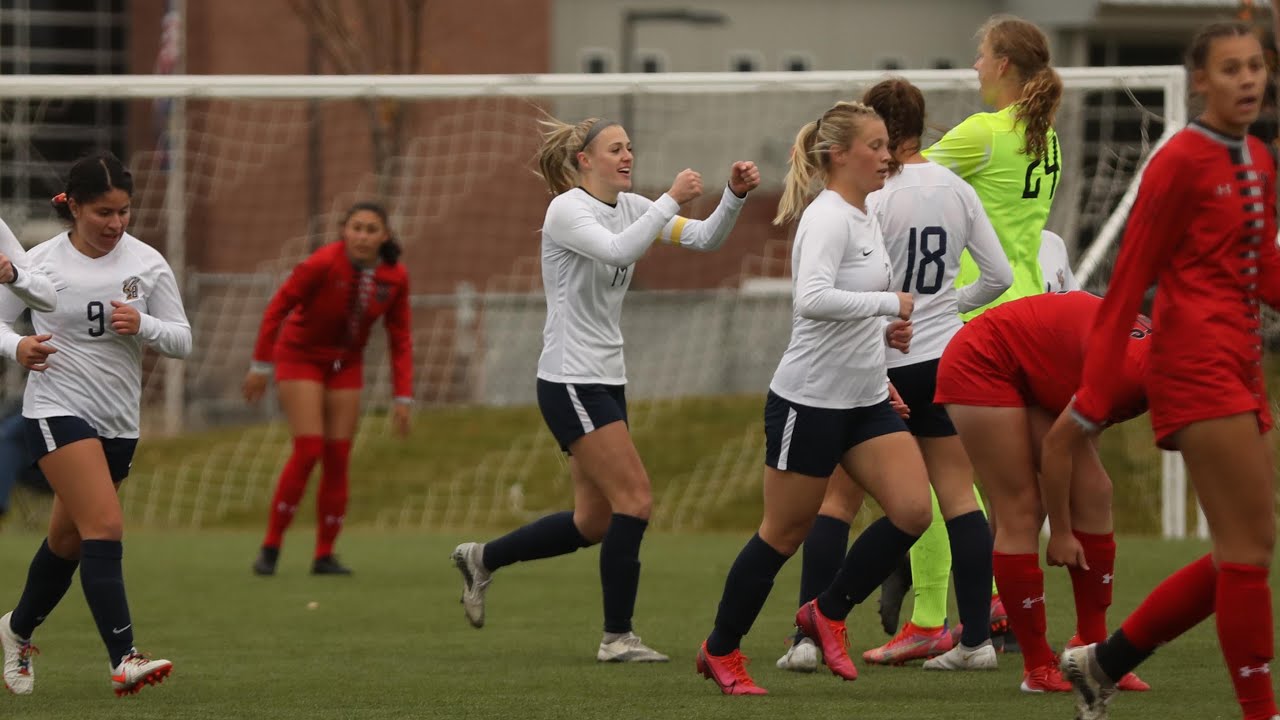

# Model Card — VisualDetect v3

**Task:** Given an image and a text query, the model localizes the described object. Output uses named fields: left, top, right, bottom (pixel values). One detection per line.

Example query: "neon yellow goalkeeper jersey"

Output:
left=923, top=104, right=1061, bottom=319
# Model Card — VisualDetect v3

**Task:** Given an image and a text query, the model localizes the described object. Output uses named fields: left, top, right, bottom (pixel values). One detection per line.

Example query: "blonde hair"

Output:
left=535, top=115, right=616, bottom=195
left=981, top=15, right=1062, bottom=160
left=773, top=101, right=881, bottom=226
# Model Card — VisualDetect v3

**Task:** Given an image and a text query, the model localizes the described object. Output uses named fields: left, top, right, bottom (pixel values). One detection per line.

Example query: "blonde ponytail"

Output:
left=774, top=121, right=822, bottom=226
left=773, top=101, right=882, bottom=226
left=535, top=115, right=602, bottom=195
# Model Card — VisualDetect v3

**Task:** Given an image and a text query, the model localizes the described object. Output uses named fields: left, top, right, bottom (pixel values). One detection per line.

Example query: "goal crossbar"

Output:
left=0, top=66, right=1185, bottom=100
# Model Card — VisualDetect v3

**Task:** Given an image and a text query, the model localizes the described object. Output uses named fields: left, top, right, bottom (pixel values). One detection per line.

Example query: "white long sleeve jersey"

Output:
left=0, top=232, right=192, bottom=438
left=769, top=190, right=901, bottom=409
left=538, top=185, right=745, bottom=384
left=0, top=217, right=57, bottom=313
left=870, top=161, right=1012, bottom=369
left=1038, top=230, right=1079, bottom=292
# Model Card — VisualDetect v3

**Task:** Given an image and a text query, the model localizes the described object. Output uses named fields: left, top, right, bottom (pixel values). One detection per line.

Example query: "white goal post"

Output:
left=0, top=67, right=1207, bottom=536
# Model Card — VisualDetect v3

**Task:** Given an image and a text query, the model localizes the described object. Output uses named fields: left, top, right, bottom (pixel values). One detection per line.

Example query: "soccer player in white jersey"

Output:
left=1038, top=230, right=1078, bottom=292
left=775, top=78, right=1014, bottom=674
left=696, top=101, right=931, bottom=696
left=0, top=217, right=57, bottom=314
left=0, top=152, right=189, bottom=697
left=450, top=116, right=759, bottom=663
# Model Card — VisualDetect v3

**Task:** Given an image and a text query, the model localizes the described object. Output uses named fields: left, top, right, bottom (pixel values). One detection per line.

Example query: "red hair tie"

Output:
left=52, top=192, right=67, bottom=205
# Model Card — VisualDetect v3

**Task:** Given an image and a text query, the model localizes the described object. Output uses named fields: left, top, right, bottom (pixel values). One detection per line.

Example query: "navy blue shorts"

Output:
left=764, top=391, right=908, bottom=478
left=888, top=358, right=957, bottom=438
left=24, top=416, right=138, bottom=483
left=537, top=380, right=628, bottom=453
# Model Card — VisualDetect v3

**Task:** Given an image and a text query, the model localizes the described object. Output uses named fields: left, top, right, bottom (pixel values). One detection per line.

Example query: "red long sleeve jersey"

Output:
left=968, top=291, right=1150, bottom=422
left=252, top=241, right=414, bottom=400
left=1074, top=124, right=1280, bottom=442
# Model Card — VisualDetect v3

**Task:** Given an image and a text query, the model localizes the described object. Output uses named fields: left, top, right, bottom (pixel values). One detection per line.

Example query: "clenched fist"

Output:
left=728, top=161, right=761, bottom=197
left=667, top=168, right=703, bottom=205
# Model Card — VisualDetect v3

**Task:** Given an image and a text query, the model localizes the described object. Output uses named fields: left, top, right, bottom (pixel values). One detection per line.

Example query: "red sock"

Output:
left=263, top=436, right=325, bottom=548
left=1216, top=563, right=1277, bottom=720
left=315, top=439, right=351, bottom=559
left=993, top=551, right=1055, bottom=671
left=1068, top=530, right=1116, bottom=644
left=1120, top=553, right=1216, bottom=651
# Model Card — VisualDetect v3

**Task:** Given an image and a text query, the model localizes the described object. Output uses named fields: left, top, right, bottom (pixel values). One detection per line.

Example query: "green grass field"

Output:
left=0, top=531, right=1267, bottom=719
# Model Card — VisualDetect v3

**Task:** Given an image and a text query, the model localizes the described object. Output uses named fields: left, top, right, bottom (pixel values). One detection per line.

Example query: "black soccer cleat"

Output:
left=311, top=554, right=353, bottom=576
left=252, top=546, right=279, bottom=576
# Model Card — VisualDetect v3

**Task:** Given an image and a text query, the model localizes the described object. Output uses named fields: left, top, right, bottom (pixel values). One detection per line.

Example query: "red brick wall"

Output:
left=121, top=2, right=793, bottom=405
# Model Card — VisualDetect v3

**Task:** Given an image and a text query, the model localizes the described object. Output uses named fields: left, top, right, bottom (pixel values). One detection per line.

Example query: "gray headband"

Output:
left=579, top=120, right=620, bottom=153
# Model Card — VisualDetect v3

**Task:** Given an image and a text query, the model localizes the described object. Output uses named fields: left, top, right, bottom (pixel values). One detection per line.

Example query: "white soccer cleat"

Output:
left=1060, top=644, right=1116, bottom=720
left=775, top=637, right=821, bottom=672
left=597, top=632, right=669, bottom=663
left=451, top=542, right=492, bottom=629
left=0, top=611, right=37, bottom=695
left=922, top=640, right=998, bottom=671
left=110, top=652, right=172, bottom=697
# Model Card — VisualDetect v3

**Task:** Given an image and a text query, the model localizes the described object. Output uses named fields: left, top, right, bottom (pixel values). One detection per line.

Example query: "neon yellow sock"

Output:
left=973, top=486, right=997, bottom=597
left=909, top=486, right=950, bottom=629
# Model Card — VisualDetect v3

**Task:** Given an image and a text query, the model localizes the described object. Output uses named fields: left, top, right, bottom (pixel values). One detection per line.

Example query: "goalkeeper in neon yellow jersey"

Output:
left=874, top=16, right=1067, bottom=682
left=924, top=14, right=1063, bottom=321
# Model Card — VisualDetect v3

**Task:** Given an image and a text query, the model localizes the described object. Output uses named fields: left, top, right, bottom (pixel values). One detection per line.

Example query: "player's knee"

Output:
left=47, top=530, right=82, bottom=560
left=893, top=499, right=933, bottom=536
left=758, top=516, right=814, bottom=556
left=816, top=499, right=857, bottom=525
left=759, top=529, right=805, bottom=557
left=609, top=481, right=652, bottom=520
left=613, top=495, right=651, bottom=521
left=573, top=510, right=610, bottom=544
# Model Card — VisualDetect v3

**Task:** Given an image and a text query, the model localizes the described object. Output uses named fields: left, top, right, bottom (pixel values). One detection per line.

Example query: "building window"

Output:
left=877, top=57, right=904, bottom=71
left=932, top=58, right=954, bottom=70
left=637, top=50, right=666, bottom=73
left=729, top=51, right=763, bottom=73
left=782, top=54, right=813, bottom=72
left=580, top=48, right=613, bottom=74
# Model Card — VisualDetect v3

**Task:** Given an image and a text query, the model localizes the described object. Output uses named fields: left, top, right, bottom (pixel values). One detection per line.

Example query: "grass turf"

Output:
left=10, top=393, right=1206, bottom=535
left=0, top=531, right=1265, bottom=719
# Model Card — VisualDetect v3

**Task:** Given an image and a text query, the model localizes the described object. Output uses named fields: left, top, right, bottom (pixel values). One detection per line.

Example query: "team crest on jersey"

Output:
left=122, top=276, right=141, bottom=300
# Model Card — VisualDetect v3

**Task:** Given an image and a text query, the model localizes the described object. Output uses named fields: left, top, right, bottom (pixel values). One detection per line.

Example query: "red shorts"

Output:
left=274, top=358, right=363, bottom=390
left=934, top=327, right=1028, bottom=408
left=1147, top=366, right=1272, bottom=449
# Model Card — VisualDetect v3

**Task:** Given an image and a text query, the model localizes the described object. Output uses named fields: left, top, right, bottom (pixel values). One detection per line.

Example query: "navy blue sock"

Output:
left=600, top=513, right=647, bottom=634
left=706, top=534, right=790, bottom=656
left=1095, top=628, right=1154, bottom=681
left=947, top=510, right=995, bottom=647
left=482, top=511, right=592, bottom=572
left=817, top=517, right=920, bottom=621
left=10, top=539, right=79, bottom=639
left=79, top=540, right=134, bottom=665
left=796, top=514, right=849, bottom=641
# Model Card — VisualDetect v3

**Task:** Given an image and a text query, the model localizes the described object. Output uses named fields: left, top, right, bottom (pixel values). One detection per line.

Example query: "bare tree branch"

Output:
left=289, top=0, right=428, bottom=196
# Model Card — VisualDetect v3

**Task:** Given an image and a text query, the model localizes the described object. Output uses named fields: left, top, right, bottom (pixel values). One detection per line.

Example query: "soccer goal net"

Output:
left=0, top=67, right=1206, bottom=535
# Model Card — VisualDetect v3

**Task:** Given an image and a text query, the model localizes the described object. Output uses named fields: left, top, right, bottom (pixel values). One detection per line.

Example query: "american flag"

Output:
left=153, top=0, right=181, bottom=169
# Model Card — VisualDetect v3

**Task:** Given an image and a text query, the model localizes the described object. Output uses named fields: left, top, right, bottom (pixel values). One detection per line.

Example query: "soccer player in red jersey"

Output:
left=1057, top=23, right=1279, bottom=720
left=935, top=290, right=1150, bottom=694
left=244, top=202, right=413, bottom=576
